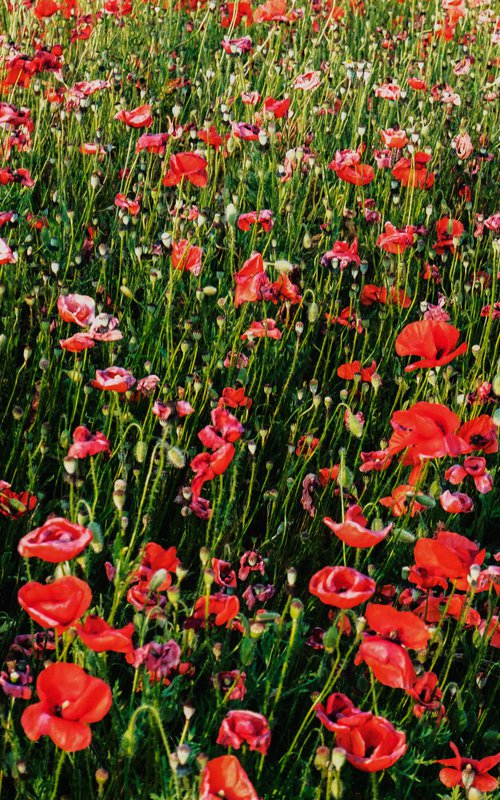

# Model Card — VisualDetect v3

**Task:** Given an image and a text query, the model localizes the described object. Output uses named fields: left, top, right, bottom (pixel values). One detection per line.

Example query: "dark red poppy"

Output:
left=309, top=566, right=376, bottom=608
left=354, top=636, right=416, bottom=690
left=21, top=662, right=112, bottom=752
left=324, top=505, right=393, bottom=549
left=334, top=715, right=407, bottom=772
left=436, top=743, right=500, bottom=792
left=216, top=711, right=271, bottom=754
left=18, top=576, right=92, bottom=633
left=409, top=671, right=445, bottom=724
left=213, top=671, right=247, bottom=700
left=76, top=616, right=135, bottom=653
left=395, top=320, right=468, bottom=371
left=200, top=755, right=260, bottom=800
left=212, top=558, right=237, bottom=588
left=0, top=481, right=37, bottom=519
left=364, top=603, right=429, bottom=650
left=18, top=517, right=93, bottom=563
left=315, top=693, right=372, bottom=733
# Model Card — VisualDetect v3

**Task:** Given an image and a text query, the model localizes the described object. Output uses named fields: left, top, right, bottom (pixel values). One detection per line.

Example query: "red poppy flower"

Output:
left=354, top=636, right=416, bottom=690
left=315, top=693, right=372, bottom=733
left=436, top=743, right=500, bottom=792
left=263, top=97, right=290, bottom=118
left=408, top=77, right=427, bottom=91
left=392, top=152, right=435, bottom=189
left=359, top=450, right=392, bottom=474
left=324, top=505, right=393, bottom=549
left=114, top=104, right=153, bottom=128
left=192, top=593, right=240, bottom=627
left=76, top=616, right=135, bottom=653
left=241, top=319, right=282, bottom=340
left=212, top=558, right=237, bottom=588
left=219, top=387, right=252, bottom=409
left=133, top=542, right=180, bottom=590
left=409, top=671, right=445, bottom=724
left=213, top=671, right=247, bottom=700
left=0, top=237, right=15, bottom=264
left=18, top=576, right=92, bottom=633
left=0, top=481, right=37, bottom=519
left=376, top=222, right=416, bottom=254
left=171, top=239, right=203, bottom=275
left=335, top=715, right=407, bottom=772
left=361, top=284, right=411, bottom=308
left=34, top=0, right=59, bottom=18
left=439, top=490, right=474, bottom=514
left=91, top=367, right=136, bottom=393
left=434, top=217, right=464, bottom=253
left=379, top=485, right=426, bottom=518
left=337, top=360, right=378, bottom=382
left=57, top=294, right=95, bottom=327
left=380, top=128, right=408, bottom=148
left=162, top=152, right=208, bottom=188
left=191, top=444, right=236, bottom=499
left=414, top=530, right=485, bottom=589
left=445, top=456, right=493, bottom=494
left=458, top=415, right=498, bottom=455
left=309, top=566, right=376, bottom=608
left=67, top=426, right=110, bottom=459
left=234, top=252, right=270, bottom=307
left=197, top=125, right=226, bottom=150
left=388, top=402, right=469, bottom=464
left=329, top=161, right=375, bottom=186
left=60, top=333, right=96, bottom=352
left=216, top=711, right=271, bottom=754
left=365, top=604, right=430, bottom=650
left=395, top=320, right=468, bottom=371
left=200, top=755, right=260, bottom=800
left=18, top=517, right=93, bottom=562
left=221, top=1, right=253, bottom=27
left=114, top=193, right=141, bottom=216
left=21, top=662, right=112, bottom=752
left=237, top=210, right=274, bottom=233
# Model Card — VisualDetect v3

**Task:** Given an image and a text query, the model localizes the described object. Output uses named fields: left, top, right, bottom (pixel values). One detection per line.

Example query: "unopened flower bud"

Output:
left=177, top=744, right=191, bottom=766
left=331, top=747, right=347, bottom=771
left=290, top=599, right=304, bottom=620
left=314, top=746, right=330, bottom=771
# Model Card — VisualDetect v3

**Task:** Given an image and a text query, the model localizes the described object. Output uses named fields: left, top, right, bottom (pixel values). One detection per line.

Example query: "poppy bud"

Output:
left=200, top=547, right=210, bottom=566
left=95, top=768, right=109, bottom=787
left=314, top=746, right=330, bottom=771
left=204, top=568, right=215, bottom=586
left=287, top=567, right=297, bottom=587
left=63, top=456, right=77, bottom=475
left=290, top=599, right=304, bottom=620
left=331, top=775, right=343, bottom=799
left=467, top=790, right=483, bottom=800
left=167, top=447, right=186, bottom=469
left=331, top=747, right=347, bottom=771
left=135, top=441, right=148, bottom=463
left=177, top=744, right=191, bottom=766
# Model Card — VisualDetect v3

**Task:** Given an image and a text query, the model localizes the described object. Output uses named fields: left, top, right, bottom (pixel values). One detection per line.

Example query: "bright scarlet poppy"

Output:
left=18, top=576, right=92, bottom=633
left=18, top=517, right=93, bottom=562
left=162, top=152, right=208, bottom=188
left=392, top=151, right=435, bottom=189
left=216, top=710, right=271, bottom=754
left=388, top=402, right=469, bottom=464
left=334, top=715, right=407, bottom=772
left=364, top=603, right=430, bottom=650
left=21, top=662, right=112, bottom=752
left=76, top=616, right=135, bottom=653
left=192, top=593, right=240, bottom=627
left=436, top=743, right=500, bottom=792
left=354, top=636, right=416, bottom=690
left=414, top=530, right=485, bottom=590
left=241, top=319, right=282, bottom=340
left=309, top=566, right=376, bottom=608
left=395, top=320, right=468, bottom=371
left=133, top=542, right=180, bottom=590
left=323, top=505, right=393, bottom=549
left=445, top=456, right=493, bottom=494
left=60, top=333, right=96, bottom=352
left=200, top=755, right=260, bottom=800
